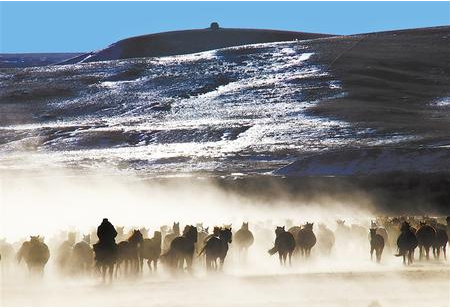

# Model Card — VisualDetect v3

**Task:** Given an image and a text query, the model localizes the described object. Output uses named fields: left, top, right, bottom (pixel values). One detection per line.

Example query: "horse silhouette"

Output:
left=72, top=234, right=94, bottom=274
left=369, top=228, right=384, bottom=263
left=116, top=226, right=126, bottom=242
left=200, top=227, right=232, bottom=271
left=195, top=226, right=209, bottom=255
left=432, top=228, right=448, bottom=260
left=335, top=219, right=352, bottom=249
left=56, top=232, right=76, bottom=274
left=395, top=222, right=418, bottom=265
left=139, top=227, right=149, bottom=239
left=93, top=241, right=117, bottom=283
left=93, top=218, right=119, bottom=282
left=161, top=225, right=197, bottom=272
left=416, top=222, right=436, bottom=260
left=0, top=239, right=15, bottom=272
left=234, top=222, right=254, bottom=258
left=268, top=226, right=296, bottom=265
left=317, top=223, right=335, bottom=256
left=162, top=222, right=180, bottom=253
left=297, top=223, right=316, bottom=257
left=116, top=230, right=143, bottom=277
left=16, top=236, right=50, bottom=275
left=288, top=225, right=302, bottom=251
left=351, top=223, right=368, bottom=241
left=139, top=231, right=162, bottom=273
left=371, top=220, right=390, bottom=250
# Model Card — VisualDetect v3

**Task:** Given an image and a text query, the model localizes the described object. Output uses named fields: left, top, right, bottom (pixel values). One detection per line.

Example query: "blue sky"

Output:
left=1, top=1, right=449, bottom=53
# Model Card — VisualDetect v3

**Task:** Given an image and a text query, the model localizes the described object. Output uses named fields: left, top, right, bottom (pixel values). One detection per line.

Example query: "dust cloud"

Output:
left=1, top=169, right=449, bottom=307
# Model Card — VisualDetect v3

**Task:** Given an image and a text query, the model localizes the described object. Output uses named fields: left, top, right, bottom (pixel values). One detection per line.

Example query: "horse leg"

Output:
left=425, top=247, right=430, bottom=260
left=108, top=264, right=114, bottom=283
left=376, top=248, right=381, bottom=263
left=443, top=246, right=447, bottom=260
left=101, top=265, right=106, bottom=283
left=115, top=261, right=120, bottom=278
left=148, top=259, right=153, bottom=272
left=220, top=257, right=225, bottom=271
left=288, top=252, right=292, bottom=266
left=278, top=253, right=282, bottom=265
left=370, top=247, right=374, bottom=261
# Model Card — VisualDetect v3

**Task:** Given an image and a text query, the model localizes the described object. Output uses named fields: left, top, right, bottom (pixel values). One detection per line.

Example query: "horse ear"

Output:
left=282, top=226, right=285, bottom=230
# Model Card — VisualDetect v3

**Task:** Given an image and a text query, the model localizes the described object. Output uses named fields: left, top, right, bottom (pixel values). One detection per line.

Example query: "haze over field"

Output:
left=1, top=24, right=450, bottom=307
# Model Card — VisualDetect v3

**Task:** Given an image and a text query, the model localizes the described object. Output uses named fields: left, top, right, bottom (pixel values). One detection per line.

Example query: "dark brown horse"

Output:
left=297, top=223, right=316, bottom=257
left=116, top=230, right=143, bottom=277
left=162, top=225, right=198, bottom=272
left=200, top=227, right=232, bottom=271
left=268, top=226, right=296, bottom=265
left=93, top=240, right=117, bottom=283
left=395, top=222, right=418, bottom=265
left=369, top=228, right=384, bottom=263
left=433, top=228, right=448, bottom=260
left=416, top=222, right=436, bottom=260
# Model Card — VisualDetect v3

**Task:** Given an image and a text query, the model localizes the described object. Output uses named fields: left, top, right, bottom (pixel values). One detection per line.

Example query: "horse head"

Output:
left=213, top=226, right=221, bottom=236
left=318, top=223, right=327, bottom=230
left=242, top=222, right=249, bottom=230
left=173, top=222, right=180, bottom=234
left=369, top=228, right=377, bottom=237
left=304, top=222, right=314, bottom=230
left=116, top=226, right=124, bottom=235
left=220, top=227, right=233, bottom=243
left=183, top=225, right=198, bottom=243
left=153, top=231, right=162, bottom=241
left=275, top=226, right=285, bottom=236
left=139, top=227, right=149, bottom=238
left=30, top=236, right=42, bottom=244
left=83, top=234, right=91, bottom=244
left=400, top=221, right=411, bottom=232
left=68, top=232, right=77, bottom=244
left=129, top=230, right=143, bottom=244
left=336, top=219, right=345, bottom=225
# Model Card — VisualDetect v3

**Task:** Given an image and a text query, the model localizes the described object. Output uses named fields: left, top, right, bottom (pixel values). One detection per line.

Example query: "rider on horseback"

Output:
left=97, top=218, right=117, bottom=248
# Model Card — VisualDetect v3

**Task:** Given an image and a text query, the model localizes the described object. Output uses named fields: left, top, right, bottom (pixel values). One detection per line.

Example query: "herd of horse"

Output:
left=1, top=215, right=449, bottom=282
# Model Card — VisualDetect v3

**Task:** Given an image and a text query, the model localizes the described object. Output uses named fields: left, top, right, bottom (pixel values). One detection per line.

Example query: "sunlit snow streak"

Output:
left=0, top=42, right=414, bottom=174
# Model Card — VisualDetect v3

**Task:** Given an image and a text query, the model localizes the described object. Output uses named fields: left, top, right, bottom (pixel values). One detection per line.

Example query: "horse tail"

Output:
left=268, top=246, right=277, bottom=256
left=198, top=246, right=206, bottom=256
